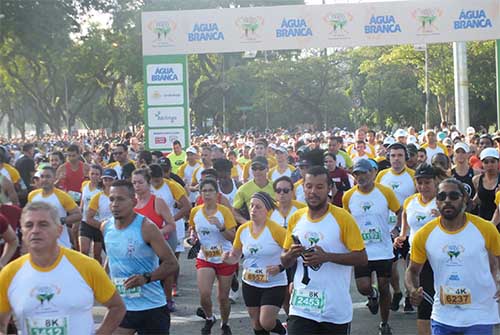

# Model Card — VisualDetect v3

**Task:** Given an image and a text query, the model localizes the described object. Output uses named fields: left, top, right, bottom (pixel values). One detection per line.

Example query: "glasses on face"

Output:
left=482, top=159, right=498, bottom=164
left=479, top=141, right=490, bottom=147
left=201, top=189, right=216, bottom=193
left=113, top=151, right=124, bottom=155
left=436, top=191, right=462, bottom=201
left=251, top=166, right=266, bottom=171
left=275, top=188, right=291, bottom=194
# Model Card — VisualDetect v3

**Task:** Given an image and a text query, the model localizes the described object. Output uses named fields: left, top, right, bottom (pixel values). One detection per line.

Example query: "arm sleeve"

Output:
left=88, top=193, right=101, bottom=211
left=283, top=212, right=300, bottom=249
left=268, top=221, right=287, bottom=247
left=335, top=209, right=365, bottom=251
left=220, top=205, right=237, bottom=230
left=410, top=229, right=429, bottom=264
left=57, top=191, right=78, bottom=211
left=188, top=206, right=200, bottom=228
left=232, top=224, right=246, bottom=249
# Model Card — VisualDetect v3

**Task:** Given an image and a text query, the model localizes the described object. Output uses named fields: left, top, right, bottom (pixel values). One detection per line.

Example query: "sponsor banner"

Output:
left=147, top=85, right=184, bottom=106
left=142, top=0, right=500, bottom=55
left=148, top=107, right=185, bottom=128
left=148, top=128, right=187, bottom=150
left=147, top=64, right=183, bottom=84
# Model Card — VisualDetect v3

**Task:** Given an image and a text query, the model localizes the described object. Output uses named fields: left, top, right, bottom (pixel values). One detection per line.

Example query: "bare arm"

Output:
left=65, top=206, right=82, bottom=226
left=55, top=165, right=65, bottom=188
left=85, top=208, right=102, bottom=229
left=0, top=312, right=10, bottom=335
left=173, top=195, right=191, bottom=221
left=95, top=292, right=126, bottom=335
left=222, top=247, right=242, bottom=265
left=405, top=260, right=425, bottom=306
left=232, top=207, right=248, bottom=225
left=2, top=178, right=19, bottom=206
left=0, top=225, right=18, bottom=269
left=472, top=175, right=480, bottom=205
left=155, top=197, right=176, bottom=235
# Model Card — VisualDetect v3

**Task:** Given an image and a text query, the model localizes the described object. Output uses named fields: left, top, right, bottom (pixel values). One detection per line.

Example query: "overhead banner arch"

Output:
left=141, top=0, right=500, bottom=150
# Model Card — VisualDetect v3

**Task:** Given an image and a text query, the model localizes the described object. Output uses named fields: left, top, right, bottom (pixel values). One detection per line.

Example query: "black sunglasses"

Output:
left=251, top=165, right=266, bottom=171
left=436, top=191, right=462, bottom=201
left=275, top=188, right=291, bottom=194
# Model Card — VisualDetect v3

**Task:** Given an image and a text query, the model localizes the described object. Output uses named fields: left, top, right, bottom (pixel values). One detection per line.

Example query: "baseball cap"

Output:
left=383, top=137, right=396, bottom=147
left=352, top=159, right=373, bottom=174
left=407, top=135, right=418, bottom=144
left=466, top=126, right=475, bottom=135
left=415, top=164, right=435, bottom=179
left=393, top=129, right=408, bottom=138
left=275, top=146, right=287, bottom=154
left=453, top=142, right=470, bottom=153
left=442, top=138, right=453, bottom=147
left=186, top=146, right=197, bottom=154
left=296, top=159, right=311, bottom=167
left=479, top=147, right=499, bottom=161
left=251, top=156, right=268, bottom=168
left=102, top=168, right=118, bottom=179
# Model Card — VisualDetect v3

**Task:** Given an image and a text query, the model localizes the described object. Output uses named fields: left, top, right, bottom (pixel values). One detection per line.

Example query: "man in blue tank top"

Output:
left=101, top=180, right=179, bottom=334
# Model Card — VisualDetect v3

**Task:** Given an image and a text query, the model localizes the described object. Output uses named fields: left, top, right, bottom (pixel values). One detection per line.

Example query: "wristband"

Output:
left=278, top=265, right=285, bottom=272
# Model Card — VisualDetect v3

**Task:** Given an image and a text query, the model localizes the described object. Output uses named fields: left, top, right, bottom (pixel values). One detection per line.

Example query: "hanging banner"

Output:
left=142, top=0, right=500, bottom=55
left=143, top=55, right=190, bottom=151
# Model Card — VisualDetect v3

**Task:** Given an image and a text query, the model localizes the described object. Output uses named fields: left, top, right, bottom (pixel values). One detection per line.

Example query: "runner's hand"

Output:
left=494, top=281, right=500, bottom=302
left=303, top=245, right=328, bottom=266
left=288, top=243, right=305, bottom=259
left=207, top=216, right=221, bottom=227
left=266, top=265, right=281, bottom=276
left=124, top=274, right=147, bottom=289
left=393, top=235, right=406, bottom=249
left=409, top=287, right=424, bottom=306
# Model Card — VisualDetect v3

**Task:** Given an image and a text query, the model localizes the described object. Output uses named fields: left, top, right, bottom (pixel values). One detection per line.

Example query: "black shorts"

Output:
left=120, top=305, right=170, bottom=334
left=417, top=261, right=434, bottom=320
left=392, top=238, right=410, bottom=261
left=79, top=221, right=103, bottom=242
left=354, top=259, right=393, bottom=279
left=288, top=315, right=351, bottom=335
left=242, top=281, right=286, bottom=308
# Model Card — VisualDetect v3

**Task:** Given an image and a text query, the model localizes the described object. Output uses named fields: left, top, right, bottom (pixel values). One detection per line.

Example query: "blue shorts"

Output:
left=431, top=320, right=494, bottom=335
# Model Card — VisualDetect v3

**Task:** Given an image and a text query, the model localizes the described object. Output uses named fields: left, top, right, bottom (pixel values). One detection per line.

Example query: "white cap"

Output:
left=186, top=146, right=197, bottom=154
left=275, top=146, right=287, bottom=154
left=442, top=138, right=453, bottom=146
left=453, top=142, right=470, bottom=153
left=383, top=136, right=396, bottom=146
left=479, top=147, right=499, bottom=160
left=393, top=128, right=408, bottom=138
left=466, top=126, right=475, bottom=135
left=407, top=135, right=418, bottom=144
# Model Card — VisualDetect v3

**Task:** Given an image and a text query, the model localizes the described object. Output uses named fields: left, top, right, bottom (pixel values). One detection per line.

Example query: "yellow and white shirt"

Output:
left=294, top=179, right=305, bottom=203
left=189, top=204, right=236, bottom=263
left=0, top=164, right=21, bottom=184
left=268, top=164, right=296, bottom=182
left=411, top=214, right=500, bottom=327
left=375, top=167, right=415, bottom=227
left=106, top=160, right=135, bottom=179
left=403, top=194, right=437, bottom=246
left=80, top=181, right=100, bottom=221
left=421, top=142, right=447, bottom=164
left=283, top=204, right=365, bottom=324
left=178, top=161, right=201, bottom=203
left=234, top=220, right=287, bottom=288
left=88, top=191, right=112, bottom=223
left=28, top=188, right=78, bottom=248
left=343, top=184, right=400, bottom=260
left=269, top=200, right=306, bottom=228
left=0, top=247, right=116, bottom=335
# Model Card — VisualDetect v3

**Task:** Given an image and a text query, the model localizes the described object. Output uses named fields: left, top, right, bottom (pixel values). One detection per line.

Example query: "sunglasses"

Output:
left=251, top=166, right=266, bottom=171
left=482, top=159, right=498, bottom=164
left=113, top=151, right=124, bottom=155
left=275, top=188, right=291, bottom=194
left=436, top=191, right=462, bottom=201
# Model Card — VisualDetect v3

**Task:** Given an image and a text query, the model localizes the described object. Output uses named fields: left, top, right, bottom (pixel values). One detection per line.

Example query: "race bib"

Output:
left=439, top=286, right=471, bottom=305
left=243, top=267, right=268, bottom=283
left=67, top=191, right=82, bottom=203
left=26, top=316, right=68, bottom=335
left=361, top=227, right=382, bottom=243
left=202, top=245, right=223, bottom=261
left=291, top=288, right=326, bottom=315
left=388, top=213, right=397, bottom=225
left=113, top=278, right=142, bottom=298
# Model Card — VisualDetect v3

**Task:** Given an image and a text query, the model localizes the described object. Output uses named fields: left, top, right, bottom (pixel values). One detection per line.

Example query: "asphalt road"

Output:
left=94, top=250, right=500, bottom=335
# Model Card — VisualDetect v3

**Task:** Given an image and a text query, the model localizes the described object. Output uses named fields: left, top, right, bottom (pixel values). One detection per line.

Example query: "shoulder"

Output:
left=291, top=200, right=306, bottom=209
left=405, top=167, right=416, bottom=177
left=403, top=193, right=419, bottom=209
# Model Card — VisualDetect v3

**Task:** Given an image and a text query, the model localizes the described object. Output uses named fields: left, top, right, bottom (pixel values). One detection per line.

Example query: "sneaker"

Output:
left=201, top=316, right=217, bottom=335
left=231, top=276, right=239, bottom=292
left=196, top=307, right=207, bottom=320
left=221, top=323, right=232, bottom=335
left=172, top=284, right=179, bottom=297
left=229, top=288, right=239, bottom=304
left=378, top=322, right=393, bottom=335
left=367, top=286, right=379, bottom=315
left=390, top=292, right=403, bottom=311
left=166, top=299, right=176, bottom=313
left=403, top=297, right=415, bottom=313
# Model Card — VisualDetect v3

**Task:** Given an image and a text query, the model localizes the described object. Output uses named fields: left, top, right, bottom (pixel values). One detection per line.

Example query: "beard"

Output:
left=306, top=197, right=328, bottom=211
left=440, top=206, right=461, bottom=220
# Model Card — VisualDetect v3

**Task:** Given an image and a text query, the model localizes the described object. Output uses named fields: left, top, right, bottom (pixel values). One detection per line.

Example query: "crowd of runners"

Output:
left=0, top=123, right=498, bottom=335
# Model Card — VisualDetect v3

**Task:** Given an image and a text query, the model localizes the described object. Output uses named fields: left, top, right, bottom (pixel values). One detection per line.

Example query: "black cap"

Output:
left=251, top=156, right=268, bottom=168
left=415, top=164, right=435, bottom=179
left=102, top=168, right=118, bottom=179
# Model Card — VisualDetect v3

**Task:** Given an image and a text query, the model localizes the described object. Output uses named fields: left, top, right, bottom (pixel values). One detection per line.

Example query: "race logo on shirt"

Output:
left=247, top=244, right=261, bottom=255
left=442, top=244, right=465, bottom=266
left=31, top=285, right=61, bottom=311
left=389, top=181, right=401, bottom=190
left=304, top=232, right=323, bottom=246
left=199, top=228, right=211, bottom=236
left=415, top=213, right=427, bottom=223
left=360, top=201, right=374, bottom=212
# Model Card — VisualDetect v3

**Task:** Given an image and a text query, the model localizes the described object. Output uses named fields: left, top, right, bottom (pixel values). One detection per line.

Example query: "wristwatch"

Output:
left=143, top=272, right=152, bottom=284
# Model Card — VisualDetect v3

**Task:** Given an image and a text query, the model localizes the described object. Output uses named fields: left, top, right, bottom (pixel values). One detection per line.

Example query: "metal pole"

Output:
left=264, top=51, right=269, bottom=130
left=496, top=40, right=500, bottom=130
left=453, top=42, right=469, bottom=133
left=222, top=55, right=226, bottom=133
left=424, top=46, right=429, bottom=130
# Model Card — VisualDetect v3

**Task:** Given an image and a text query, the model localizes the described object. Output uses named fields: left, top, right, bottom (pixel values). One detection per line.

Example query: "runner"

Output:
left=268, top=146, right=295, bottom=182
left=189, top=178, right=237, bottom=335
left=168, top=140, right=187, bottom=175
left=178, top=146, right=201, bottom=204
left=223, top=192, right=287, bottom=335
left=324, top=153, right=351, bottom=207
left=343, top=159, right=401, bottom=335
left=394, top=164, right=438, bottom=335
left=421, top=130, right=447, bottom=164
left=472, top=147, right=500, bottom=220
left=406, top=178, right=500, bottom=335
left=101, top=180, right=179, bottom=334
left=0, top=202, right=125, bottom=334
left=282, top=165, right=367, bottom=335
left=0, top=213, right=18, bottom=269
left=107, top=144, right=135, bottom=179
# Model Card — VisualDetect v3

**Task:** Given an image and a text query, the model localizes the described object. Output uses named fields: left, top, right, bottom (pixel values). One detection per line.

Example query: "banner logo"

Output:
left=365, top=15, right=402, bottom=34
left=454, top=9, right=492, bottom=30
left=412, top=8, right=442, bottom=34
left=148, top=19, right=177, bottom=45
left=236, top=16, right=264, bottom=41
left=324, top=12, right=353, bottom=35
left=276, top=18, right=313, bottom=38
